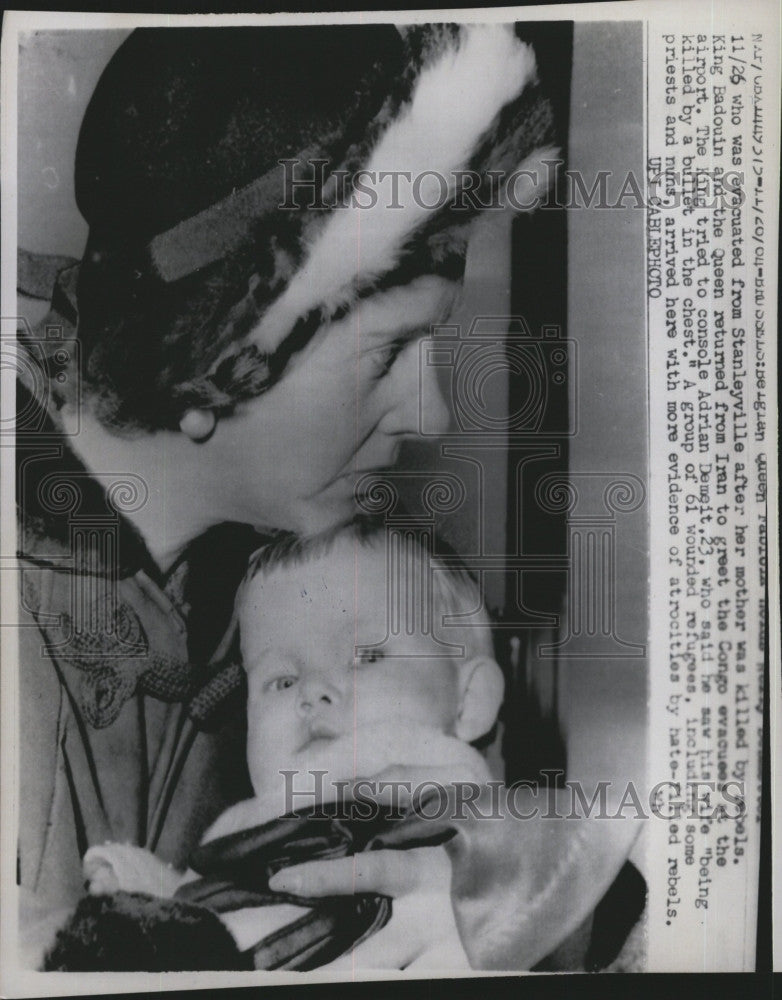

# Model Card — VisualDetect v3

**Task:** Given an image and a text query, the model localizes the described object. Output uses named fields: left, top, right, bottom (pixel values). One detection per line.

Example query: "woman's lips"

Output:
left=318, top=441, right=403, bottom=495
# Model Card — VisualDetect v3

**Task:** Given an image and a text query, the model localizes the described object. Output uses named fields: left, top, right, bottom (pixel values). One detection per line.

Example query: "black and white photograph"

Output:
left=0, top=3, right=777, bottom=991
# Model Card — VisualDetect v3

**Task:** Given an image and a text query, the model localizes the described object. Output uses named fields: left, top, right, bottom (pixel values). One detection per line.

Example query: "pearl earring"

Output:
left=179, top=408, right=216, bottom=442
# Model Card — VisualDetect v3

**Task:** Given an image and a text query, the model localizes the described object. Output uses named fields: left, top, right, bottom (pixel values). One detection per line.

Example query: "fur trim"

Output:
left=499, top=147, right=561, bottom=211
left=42, top=892, right=249, bottom=971
left=247, top=24, right=538, bottom=355
left=326, top=275, right=459, bottom=346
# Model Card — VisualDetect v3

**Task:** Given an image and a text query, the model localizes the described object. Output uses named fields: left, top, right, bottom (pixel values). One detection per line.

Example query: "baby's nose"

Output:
left=295, top=674, right=343, bottom=716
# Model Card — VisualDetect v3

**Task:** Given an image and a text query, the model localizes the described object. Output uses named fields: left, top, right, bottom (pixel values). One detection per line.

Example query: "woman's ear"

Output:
left=454, top=657, right=505, bottom=743
left=179, top=408, right=216, bottom=442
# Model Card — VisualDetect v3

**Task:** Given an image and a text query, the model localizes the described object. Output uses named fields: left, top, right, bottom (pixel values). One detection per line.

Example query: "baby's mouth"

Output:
left=297, top=724, right=340, bottom=753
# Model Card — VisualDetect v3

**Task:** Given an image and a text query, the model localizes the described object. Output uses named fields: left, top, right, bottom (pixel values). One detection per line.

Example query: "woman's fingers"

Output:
left=324, top=896, right=425, bottom=971
left=267, top=841, right=462, bottom=971
left=346, top=764, right=488, bottom=811
left=324, top=891, right=468, bottom=972
left=268, top=845, right=450, bottom=898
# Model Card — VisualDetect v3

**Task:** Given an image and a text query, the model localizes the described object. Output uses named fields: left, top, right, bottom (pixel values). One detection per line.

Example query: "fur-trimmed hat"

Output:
left=39, top=24, right=558, bottom=430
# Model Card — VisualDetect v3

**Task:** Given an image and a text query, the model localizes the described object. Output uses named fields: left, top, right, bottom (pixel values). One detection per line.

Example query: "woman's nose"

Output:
left=384, top=339, right=451, bottom=438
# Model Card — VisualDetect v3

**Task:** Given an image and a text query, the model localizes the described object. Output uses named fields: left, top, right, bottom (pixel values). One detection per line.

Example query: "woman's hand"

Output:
left=268, top=844, right=470, bottom=971
left=266, top=760, right=481, bottom=971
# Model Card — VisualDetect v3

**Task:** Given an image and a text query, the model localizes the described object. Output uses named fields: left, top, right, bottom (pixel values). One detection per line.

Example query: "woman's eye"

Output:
left=371, top=339, right=407, bottom=379
left=356, top=649, right=384, bottom=666
left=266, top=675, right=298, bottom=692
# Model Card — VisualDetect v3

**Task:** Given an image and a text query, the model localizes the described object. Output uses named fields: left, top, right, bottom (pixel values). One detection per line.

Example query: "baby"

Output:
left=81, top=523, right=504, bottom=967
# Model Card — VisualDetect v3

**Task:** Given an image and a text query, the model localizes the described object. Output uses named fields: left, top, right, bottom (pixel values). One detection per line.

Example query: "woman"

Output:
left=16, top=23, right=637, bottom=971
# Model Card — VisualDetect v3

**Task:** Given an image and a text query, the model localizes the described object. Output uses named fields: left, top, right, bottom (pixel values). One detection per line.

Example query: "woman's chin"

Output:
left=247, top=498, right=350, bottom=539
left=262, top=465, right=398, bottom=538
left=287, top=494, right=360, bottom=538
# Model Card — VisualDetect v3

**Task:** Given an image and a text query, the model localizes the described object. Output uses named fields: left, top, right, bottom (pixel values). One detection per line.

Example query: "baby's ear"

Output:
left=454, top=657, right=505, bottom=743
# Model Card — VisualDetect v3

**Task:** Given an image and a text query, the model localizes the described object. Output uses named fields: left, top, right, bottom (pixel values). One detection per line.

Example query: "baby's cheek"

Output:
left=245, top=732, right=266, bottom=792
left=249, top=700, right=285, bottom=742
left=246, top=703, right=278, bottom=760
left=412, top=676, right=461, bottom=730
left=354, top=676, right=447, bottom=731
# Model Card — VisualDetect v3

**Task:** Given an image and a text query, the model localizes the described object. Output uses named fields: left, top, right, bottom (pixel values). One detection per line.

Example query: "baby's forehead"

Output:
left=240, top=539, right=390, bottom=616
left=236, top=538, right=455, bottom=664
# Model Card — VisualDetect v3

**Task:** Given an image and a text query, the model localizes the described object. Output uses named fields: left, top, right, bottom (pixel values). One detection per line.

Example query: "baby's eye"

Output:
left=355, top=649, right=384, bottom=666
left=265, top=675, right=298, bottom=692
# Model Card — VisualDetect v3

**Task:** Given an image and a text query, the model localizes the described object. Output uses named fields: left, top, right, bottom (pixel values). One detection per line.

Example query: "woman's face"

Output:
left=209, top=277, right=452, bottom=535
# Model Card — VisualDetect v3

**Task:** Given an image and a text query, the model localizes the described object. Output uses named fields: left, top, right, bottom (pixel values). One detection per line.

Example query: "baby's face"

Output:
left=239, top=540, right=461, bottom=800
